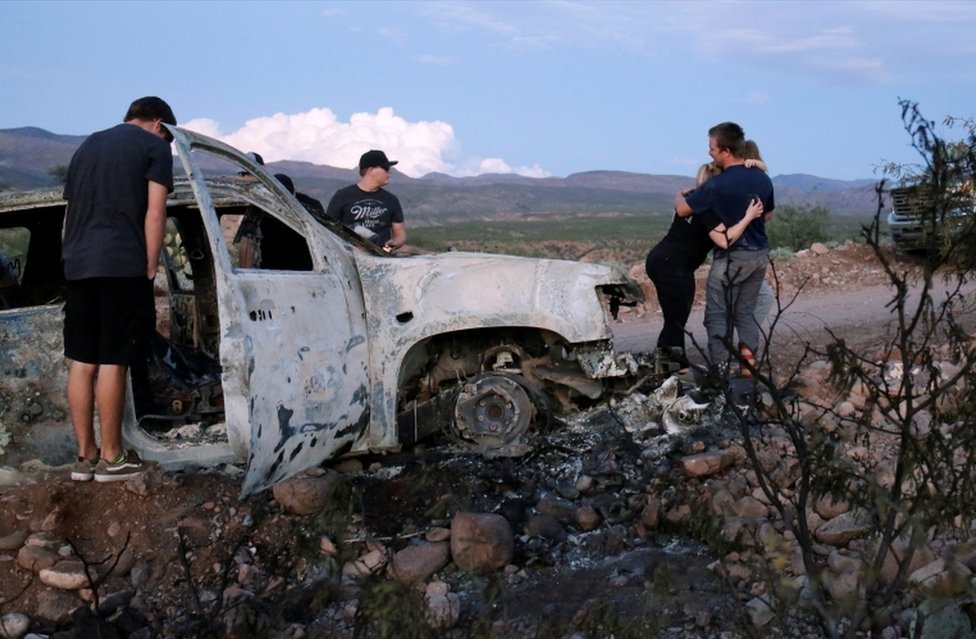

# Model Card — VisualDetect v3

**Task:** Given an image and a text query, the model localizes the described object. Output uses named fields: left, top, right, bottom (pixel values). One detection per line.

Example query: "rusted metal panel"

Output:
left=233, top=274, right=370, bottom=495
left=167, top=127, right=372, bottom=495
left=0, top=305, right=71, bottom=466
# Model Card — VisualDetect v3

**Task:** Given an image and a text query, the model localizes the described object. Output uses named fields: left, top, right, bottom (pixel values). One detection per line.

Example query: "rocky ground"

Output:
left=1, top=241, right=974, bottom=639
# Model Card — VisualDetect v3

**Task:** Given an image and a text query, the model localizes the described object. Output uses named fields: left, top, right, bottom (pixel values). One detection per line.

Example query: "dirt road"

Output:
left=614, top=244, right=976, bottom=369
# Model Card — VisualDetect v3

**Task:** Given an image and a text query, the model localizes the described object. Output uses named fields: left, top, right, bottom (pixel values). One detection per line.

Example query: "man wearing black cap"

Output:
left=325, top=149, right=406, bottom=252
left=62, top=96, right=176, bottom=483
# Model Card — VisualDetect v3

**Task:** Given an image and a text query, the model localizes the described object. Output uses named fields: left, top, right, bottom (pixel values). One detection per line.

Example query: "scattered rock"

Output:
left=0, top=528, right=28, bottom=552
left=319, top=536, right=338, bottom=557
left=826, top=569, right=861, bottom=602
left=388, top=542, right=450, bottom=586
left=909, top=559, right=973, bottom=597
left=426, top=527, right=451, bottom=542
left=745, top=595, right=775, bottom=627
left=536, top=494, right=577, bottom=521
left=38, top=506, right=63, bottom=532
left=425, top=583, right=461, bottom=629
left=814, top=510, right=872, bottom=546
left=639, top=498, right=661, bottom=530
left=575, top=475, right=595, bottom=493
left=23, top=531, right=60, bottom=550
left=679, top=450, right=736, bottom=478
left=331, top=458, right=364, bottom=474
left=523, top=514, right=566, bottom=542
left=97, top=589, right=136, bottom=615
left=39, top=560, right=91, bottom=590
left=16, top=544, right=59, bottom=572
left=272, top=472, right=341, bottom=515
left=814, top=496, right=850, bottom=520
left=734, top=496, right=769, bottom=520
left=32, top=589, right=83, bottom=625
left=123, top=466, right=161, bottom=496
left=130, top=561, right=153, bottom=588
left=342, top=549, right=387, bottom=581
left=575, top=505, right=601, bottom=531
left=450, top=512, right=514, bottom=573
left=0, top=612, right=30, bottom=639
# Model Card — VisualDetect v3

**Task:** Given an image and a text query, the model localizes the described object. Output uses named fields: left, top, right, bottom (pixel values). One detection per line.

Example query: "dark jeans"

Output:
left=646, top=246, right=698, bottom=354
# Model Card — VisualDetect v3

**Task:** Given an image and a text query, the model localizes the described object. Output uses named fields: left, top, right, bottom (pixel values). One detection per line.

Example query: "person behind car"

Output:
left=233, top=152, right=265, bottom=268
left=674, top=122, right=775, bottom=379
left=62, top=96, right=176, bottom=482
left=255, top=173, right=325, bottom=270
left=325, top=150, right=406, bottom=253
left=0, top=250, right=24, bottom=308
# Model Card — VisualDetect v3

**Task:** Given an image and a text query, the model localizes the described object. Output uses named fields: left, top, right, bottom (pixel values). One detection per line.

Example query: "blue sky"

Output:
left=1, top=0, right=974, bottom=181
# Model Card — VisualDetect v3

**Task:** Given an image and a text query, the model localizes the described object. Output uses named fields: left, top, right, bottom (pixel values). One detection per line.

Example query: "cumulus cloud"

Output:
left=181, top=106, right=547, bottom=178
left=477, top=158, right=549, bottom=179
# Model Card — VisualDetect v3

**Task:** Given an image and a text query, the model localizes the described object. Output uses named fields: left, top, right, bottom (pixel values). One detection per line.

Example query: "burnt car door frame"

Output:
left=160, top=127, right=372, bottom=495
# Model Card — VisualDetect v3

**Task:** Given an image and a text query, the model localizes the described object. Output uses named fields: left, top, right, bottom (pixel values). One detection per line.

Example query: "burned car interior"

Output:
left=0, top=126, right=648, bottom=494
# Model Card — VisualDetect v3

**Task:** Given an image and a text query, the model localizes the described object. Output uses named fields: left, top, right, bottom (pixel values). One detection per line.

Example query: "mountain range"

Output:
left=0, top=126, right=885, bottom=222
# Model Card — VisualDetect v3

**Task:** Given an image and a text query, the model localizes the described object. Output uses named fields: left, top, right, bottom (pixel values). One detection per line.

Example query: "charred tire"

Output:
left=453, top=372, right=549, bottom=453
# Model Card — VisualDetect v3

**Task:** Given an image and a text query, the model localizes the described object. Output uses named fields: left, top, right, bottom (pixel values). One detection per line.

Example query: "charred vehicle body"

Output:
left=0, top=127, right=647, bottom=494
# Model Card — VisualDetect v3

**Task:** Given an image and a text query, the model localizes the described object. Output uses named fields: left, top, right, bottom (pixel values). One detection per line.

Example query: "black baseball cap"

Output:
left=238, top=151, right=265, bottom=176
left=359, top=150, right=398, bottom=171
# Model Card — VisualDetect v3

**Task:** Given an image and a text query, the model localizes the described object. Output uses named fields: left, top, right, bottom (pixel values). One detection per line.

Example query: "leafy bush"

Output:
left=766, top=203, right=830, bottom=251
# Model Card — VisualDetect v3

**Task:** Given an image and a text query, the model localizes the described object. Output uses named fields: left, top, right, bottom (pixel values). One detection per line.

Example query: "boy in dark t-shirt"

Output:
left=62, top=96, right=176, bottom=483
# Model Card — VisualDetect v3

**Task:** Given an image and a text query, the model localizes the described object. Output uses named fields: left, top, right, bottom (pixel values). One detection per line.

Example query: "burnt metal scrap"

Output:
left=0, top=125, right=664, bottom=496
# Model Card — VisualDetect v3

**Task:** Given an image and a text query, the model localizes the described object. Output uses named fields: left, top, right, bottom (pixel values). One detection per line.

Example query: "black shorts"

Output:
left=63, top=277, right=154, bottom=365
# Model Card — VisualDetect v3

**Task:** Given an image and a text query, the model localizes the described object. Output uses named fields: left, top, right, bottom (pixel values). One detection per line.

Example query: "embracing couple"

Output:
left=645, top=121, right=775, bottom=381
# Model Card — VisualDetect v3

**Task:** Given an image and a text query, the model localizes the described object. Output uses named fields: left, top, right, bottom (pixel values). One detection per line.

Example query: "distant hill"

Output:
left=0, top=127, right=87, bottom=189
left=0, top=126, right=885, bottom=219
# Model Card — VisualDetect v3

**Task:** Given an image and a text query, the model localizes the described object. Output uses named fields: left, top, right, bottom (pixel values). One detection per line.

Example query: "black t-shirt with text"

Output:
left=325, top=185, right=404, bottom=246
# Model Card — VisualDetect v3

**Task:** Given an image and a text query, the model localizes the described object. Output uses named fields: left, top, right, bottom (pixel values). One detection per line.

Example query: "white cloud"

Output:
left=181, top=106, right=547, bottom=178
left=477, top=158, right=513, bottom=174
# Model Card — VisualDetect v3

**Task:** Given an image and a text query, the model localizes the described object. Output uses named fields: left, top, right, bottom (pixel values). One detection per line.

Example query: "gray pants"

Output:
left=704, top=249, right=769, bottom=366
left=754, top=279, right=774, bottom=328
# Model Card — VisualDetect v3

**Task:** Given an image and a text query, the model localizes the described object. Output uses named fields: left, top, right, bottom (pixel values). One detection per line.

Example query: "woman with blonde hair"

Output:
left=644, top=142, right=766, bottom=368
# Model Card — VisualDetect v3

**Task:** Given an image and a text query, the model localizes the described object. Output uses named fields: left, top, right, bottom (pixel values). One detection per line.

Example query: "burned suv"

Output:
left=0, top=127, right=646, bottom=495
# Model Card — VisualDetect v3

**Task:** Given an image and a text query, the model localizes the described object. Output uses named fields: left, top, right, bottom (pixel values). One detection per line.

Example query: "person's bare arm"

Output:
left=674, top=191, right=694, bottom=218
left=145, top=181, right=168, bottom=279
left=384, top=222, right=406, bottom=252
left=744, top=158, right=768, bottom=172
left=708, top=198, right=764, bottom=249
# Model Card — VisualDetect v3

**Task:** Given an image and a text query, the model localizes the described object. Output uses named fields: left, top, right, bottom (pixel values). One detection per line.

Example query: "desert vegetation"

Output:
left=408, top=202, right=872, bottom=267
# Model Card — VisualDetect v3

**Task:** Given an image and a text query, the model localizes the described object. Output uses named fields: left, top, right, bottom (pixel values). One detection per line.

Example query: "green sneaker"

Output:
left=93, top=450, right=147, bottom=483
left=70, top=453, right=99, bottom=482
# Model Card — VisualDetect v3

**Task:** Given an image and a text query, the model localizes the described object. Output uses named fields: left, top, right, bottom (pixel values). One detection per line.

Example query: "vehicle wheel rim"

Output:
left=454, top=374, right=533, bottom=448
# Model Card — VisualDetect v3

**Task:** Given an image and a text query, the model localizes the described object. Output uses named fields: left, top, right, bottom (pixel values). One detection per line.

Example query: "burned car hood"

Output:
left=355, top=251, right=642, bottom=346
